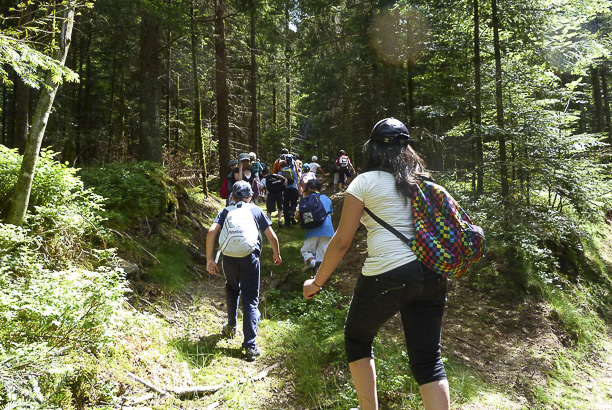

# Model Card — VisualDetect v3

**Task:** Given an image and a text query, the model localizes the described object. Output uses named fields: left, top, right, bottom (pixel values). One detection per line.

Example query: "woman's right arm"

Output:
left=303, top=193, right=364, bottom=299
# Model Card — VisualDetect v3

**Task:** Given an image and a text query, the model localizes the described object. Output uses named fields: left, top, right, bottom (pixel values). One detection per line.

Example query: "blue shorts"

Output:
left=344, top=260, right=447, bottom=385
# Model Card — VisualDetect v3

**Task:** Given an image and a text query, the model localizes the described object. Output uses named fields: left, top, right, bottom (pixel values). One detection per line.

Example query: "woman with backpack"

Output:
left=278, top=160, right=299, bottom=226
left=303, top=118, right=450, bottom=410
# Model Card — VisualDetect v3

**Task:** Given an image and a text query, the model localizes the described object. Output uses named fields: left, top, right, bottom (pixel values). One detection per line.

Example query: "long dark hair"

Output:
left=363, top=139, right=430, bottom=200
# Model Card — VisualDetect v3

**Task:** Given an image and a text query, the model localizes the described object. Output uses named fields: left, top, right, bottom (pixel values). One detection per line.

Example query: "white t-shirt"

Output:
left=309, top=162, right=320, bottom=174
left=346, top=170, right=416, bottom=276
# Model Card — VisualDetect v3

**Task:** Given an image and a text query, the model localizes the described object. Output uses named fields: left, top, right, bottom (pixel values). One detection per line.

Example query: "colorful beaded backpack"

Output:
left=364, top=178, right=485, bottom=278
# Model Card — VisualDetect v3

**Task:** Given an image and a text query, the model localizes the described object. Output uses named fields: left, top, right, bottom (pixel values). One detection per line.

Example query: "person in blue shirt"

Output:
left=206, top=181, right=282, bottom=361
left=297, top=179, right=334, bottom=270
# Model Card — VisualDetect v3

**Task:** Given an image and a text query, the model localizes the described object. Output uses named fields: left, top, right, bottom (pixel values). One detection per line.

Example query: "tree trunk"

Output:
left=191, top=0, right=208, bottom=196
left=7, top=2, right=76, bottom=226
left=591, top=65, right=604, bottom=132
left=285, top=7, right=291, bottom=150
left=166, top=1, right=173, bottom=152
left=474, top=0, right=484, bottom=195
left=600, top=64, right=612, bottom=144
left=1, top=82, right=7, bottom=145
left=139, top=9, right=163, bottom=163
left=13, top=78, right=29, bottom=154
left=492, top=0, right=508, bottom=201
left=249, top=8, right=258, bottom=153
left=272, top=86, right=277, bottom=128
left=215, top=0, right=230, bottom=176
left=13, top=4, right=34, bottom=154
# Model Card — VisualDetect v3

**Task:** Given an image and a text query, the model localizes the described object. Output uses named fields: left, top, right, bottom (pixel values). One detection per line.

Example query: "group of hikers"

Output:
left=206, top=118, right=451, bottom=410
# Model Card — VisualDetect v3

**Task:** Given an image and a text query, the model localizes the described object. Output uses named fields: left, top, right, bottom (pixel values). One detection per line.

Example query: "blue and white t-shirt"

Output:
left=304, top=193, right=334, bottom=239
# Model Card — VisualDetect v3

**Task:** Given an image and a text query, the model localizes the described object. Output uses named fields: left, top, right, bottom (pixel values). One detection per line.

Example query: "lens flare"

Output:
left=369, top=6, right=429, bottom=66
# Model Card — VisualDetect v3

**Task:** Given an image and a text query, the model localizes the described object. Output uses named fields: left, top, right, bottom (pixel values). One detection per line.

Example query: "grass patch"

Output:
left=147, top=242, right=193, bottom=291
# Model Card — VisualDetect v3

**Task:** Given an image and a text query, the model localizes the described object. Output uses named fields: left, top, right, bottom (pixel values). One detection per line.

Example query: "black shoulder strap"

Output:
left=364, top=207, right=412, bottom=246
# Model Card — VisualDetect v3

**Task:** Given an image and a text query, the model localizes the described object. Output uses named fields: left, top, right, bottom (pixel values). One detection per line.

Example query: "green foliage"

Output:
left=79, top=162, right=171, bottom=229
left=0, top=145, right=108, bottom=263
left=263, top=288, right=349, bottom=404
left=259, top=129, right=290, bottom=165
left=0, top=33, right=78, bottom=87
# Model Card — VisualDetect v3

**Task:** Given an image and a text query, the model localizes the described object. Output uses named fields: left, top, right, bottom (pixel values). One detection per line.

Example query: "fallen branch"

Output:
left=169, top=384, right=224, bottom=398
left=251, top=362, right=281, bottom=382
left=452, top=336, right=480, bottom=350
left=127, top=371, right=168, bottom=396
left=129, top=392, right=156, bottom=404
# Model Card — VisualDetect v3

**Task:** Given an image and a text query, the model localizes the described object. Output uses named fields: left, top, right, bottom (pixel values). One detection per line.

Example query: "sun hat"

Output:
left=311, top=156, right=318, bottom=161
left=228, top=159, right=239, bottom=167
left=303, top=163, right=310, bottom=171
left=232, top=180, right=253, bottom=200
left=238, top=152, right=251, bottom=162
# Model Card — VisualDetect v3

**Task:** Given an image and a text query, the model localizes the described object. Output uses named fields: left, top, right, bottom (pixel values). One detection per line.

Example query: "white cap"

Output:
left=312, top=156, right=318, bottom=161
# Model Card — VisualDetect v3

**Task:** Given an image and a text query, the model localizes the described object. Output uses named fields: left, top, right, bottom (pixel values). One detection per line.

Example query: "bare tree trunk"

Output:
left=492, top=0, right=508, bottom=202
left=13, top=4, right=34, bottom=154
left=191, top=0, right=208, bottom=196
left=474, top=0, right=484, bottom=195
left=166, top=1, right=173, bottom=152
left=600, top=64, right=612, bottom=144
left=13, top=78, right=29, bottom=154
left=591, top=65, right=605, bottom=132
left=284, top=7, right=291, bottom=151
left=7, top=2, right=76, bottom=226
left=272, top=86, right=277, bottom=128
left=139, top=9, right=163, bottom=163
left=1, top=82, right=7, bottom=145
left=215, top=0, right=230, bottom=176
left=249, top=7, right=258, bottom=153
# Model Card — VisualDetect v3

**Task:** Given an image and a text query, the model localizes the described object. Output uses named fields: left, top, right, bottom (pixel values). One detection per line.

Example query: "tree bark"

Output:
left=215, top=0, right=230, bottom=176
left=249, top=7, right=258, bottom=153
left=13, top=78, right=29, bottom=154
left=7, top=2, right=76, bottom=226
left=1, top=82, right=7, bottom=145
left=139, top=9, right=163, bottom=163
left=13, top=4, right=34, bottom=154
left=600, top=65, right=612, bottom=144
left=191, top=0, right=208, bottom=196
left=492, top=0, right=508, bottom=202
left=474, top=0, right=484, bottom=195
left=591, top=65, right=604, bottom=132
left=284, top=7, right=291, bottom=151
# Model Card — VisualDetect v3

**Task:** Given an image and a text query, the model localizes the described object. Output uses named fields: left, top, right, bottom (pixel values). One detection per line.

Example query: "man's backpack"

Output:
left=338, top=156, right=349, bottom=169
left=220, top=178, right=230, bottom=199
left=266, top=174, right=285, bottom=194
left=365, top=179, right=485, bottom=278
left=298, top=193, right=331, bottom=229
left=218, top=202, right=260, bottom=257
left=281, top=167, right=294, bottom=184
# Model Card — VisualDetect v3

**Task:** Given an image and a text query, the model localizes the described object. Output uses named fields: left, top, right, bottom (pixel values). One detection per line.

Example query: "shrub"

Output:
left=79, top=161, right=170, bottom=229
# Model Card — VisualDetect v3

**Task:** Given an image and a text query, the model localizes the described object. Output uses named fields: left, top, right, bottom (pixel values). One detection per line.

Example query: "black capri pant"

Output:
left=344, top=260, right=447, bottom=385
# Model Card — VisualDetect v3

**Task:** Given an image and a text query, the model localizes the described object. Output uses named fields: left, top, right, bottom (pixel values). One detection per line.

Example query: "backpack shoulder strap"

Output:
left=363, top=207, right=411, bottom=246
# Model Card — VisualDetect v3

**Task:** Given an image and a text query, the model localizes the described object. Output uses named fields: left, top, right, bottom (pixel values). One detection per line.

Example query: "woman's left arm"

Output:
left=303, top=193, right=364, bottom=299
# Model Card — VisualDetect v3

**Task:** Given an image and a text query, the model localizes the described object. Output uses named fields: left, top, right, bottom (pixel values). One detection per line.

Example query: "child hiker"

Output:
left=206, top=180, right=282, bottom=361
left=297, top=178, right=334, bottom=271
